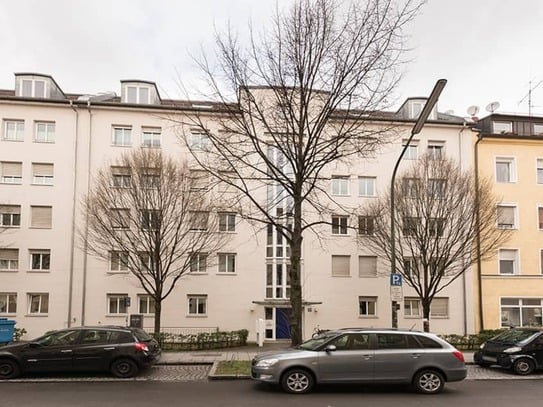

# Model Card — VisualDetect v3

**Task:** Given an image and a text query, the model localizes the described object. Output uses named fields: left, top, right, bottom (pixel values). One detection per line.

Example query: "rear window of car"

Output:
left=413, top=335, right=443, bottom=349
left=131, top=328, right=153, bottom=341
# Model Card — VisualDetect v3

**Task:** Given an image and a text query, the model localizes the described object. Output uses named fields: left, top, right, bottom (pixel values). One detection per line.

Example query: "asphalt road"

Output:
left=2, top=379, right=543, bottom=407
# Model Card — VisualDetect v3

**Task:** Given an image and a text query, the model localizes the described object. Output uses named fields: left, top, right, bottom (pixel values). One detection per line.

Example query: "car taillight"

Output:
left=135, top=342, right=149, bottom=352
left=452, top=350, right=465, bottom=362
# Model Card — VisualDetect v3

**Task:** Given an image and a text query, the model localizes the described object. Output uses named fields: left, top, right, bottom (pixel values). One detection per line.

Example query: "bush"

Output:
left=13, top=327, right=27, bottom=342
left=440, top=329, right=510, bottom=350
left=156, top=329, right=249, bottom=351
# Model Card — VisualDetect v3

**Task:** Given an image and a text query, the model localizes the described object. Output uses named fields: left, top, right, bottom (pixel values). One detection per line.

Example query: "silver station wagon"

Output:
left=251, top=328, right=466, bottom=394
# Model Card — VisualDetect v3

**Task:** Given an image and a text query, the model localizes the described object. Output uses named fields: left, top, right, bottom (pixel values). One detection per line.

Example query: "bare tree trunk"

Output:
left=422, top=301, right=431, bottom=332
left=289, top=197, right=304, bottom=345
left=154, top=299, right=162, bottom=334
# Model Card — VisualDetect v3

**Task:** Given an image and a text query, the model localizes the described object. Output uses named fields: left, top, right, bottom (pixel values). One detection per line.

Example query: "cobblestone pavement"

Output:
left=4, top=364, right=543, bottom=383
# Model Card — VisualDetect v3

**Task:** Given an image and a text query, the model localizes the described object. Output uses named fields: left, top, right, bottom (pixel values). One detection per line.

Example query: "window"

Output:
left=107, top=294, right=128, bottom=314
left=0, top=205, right=21, bottom=227
left=0, top=249, right=18, bottom=271
left=404, top=298, right=421, bottom=317
left=28, top=293, right=49, bottom=314
left=218, top=253, right=236, bottom=273
left=500, top=298, right=543, bottom=327
left=30, top=206, right=52, bottom=228
left=112, top=126, right=132, bottom=146
left=496, top=157, right=516, bottom=183
left=141, top=169, right=160, bottom=189
left=358, top=256, right=377, bottom=277
left=30, top=250, right=50, bottom=271
left=189, top=131, right=211, bottom=151
left=402, top=217, right=419, bottom=236
left=331, top=255, right=350, bottom=277
left=217, top=171, right=236, bottom=193
left=0, top=293, right=17, bottom=314
left=34, top=122, right=55, bottom=143
left=539, top=207, right=543, bottom=230
left=110, top=251, right=128, bottom=272
left=403, top=257, right=418, bottom=278
left=402, top=140, right=418, bottom=160
left=403, top=178, right=419, bottom=198
left=110, top=208, right=130, bottom=229
left=358, top=176, right=376, bottom=197
left=493, top=121, right=512, bottom=134
left=497, top=205, right=517, bottom=229
left=218, top=212, right=236, bottom=232
left=538, top=159, right=543, bottom=184
left=4, top=120, right=24, bottom=141
left=430, top=297, right=449, bottom=317
left=21, top=79, right=46, bottom=98
left=266, top=263, right=290, bottom=299
left=427, top=142, right=444, bottom=160
left=32, top=163, right=54, bottom=185
left=111, top=167, right=131, bottom=188
left=126, top=86, right=150, bottom=104
left=142, top=128, right=161, bottom=148
left=138, top=252, right=152, bottom=272
left=190, top=211, right=209, bottom=231
left=141, top=209, right=161, bottom=230
left=1, top=161, right=22, bottom=184
left=499, top=249, right=519, bottom=275
left=429, top=218, right=445, bottom=237
left=358, top=216, right=374, bottom=236
left=190, top=253, right=208, bottom=273
left=534, top=124, right=543, bottom=135
left=332, top=215, right=348, bottom=235
left=188, top=295, right=207, bottom=315
left=359, top=297, right=377, bottom=316
left=428, top=179, right=446, bottom=198
left=138, top=294, right=155, bottom=314
left=331, top=176, right=349, bottom=196
left=189, top=170, right=208, bottom=190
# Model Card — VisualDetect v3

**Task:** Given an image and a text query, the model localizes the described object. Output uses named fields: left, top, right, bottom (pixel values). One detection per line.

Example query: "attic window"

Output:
left=493, top=121, right=512, bottom=134
left=534, top=123, right=543, bottom=135
left=126, top=86, right=150, bottom=104
left=21, top=79, right=46, bottom=98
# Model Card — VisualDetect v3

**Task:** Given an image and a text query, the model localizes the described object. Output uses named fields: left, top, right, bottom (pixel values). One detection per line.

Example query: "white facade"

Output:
left=0, top=73, right=475, bottom=340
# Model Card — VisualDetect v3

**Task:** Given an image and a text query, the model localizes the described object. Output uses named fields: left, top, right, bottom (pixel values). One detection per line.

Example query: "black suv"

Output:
left=0, top=326, right=161, bottom=379
left=474, top=328, right=543, bottom=375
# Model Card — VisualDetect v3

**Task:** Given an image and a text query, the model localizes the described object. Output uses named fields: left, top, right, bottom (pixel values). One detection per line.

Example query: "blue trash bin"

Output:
left=0, top=318, right=16, bottom=343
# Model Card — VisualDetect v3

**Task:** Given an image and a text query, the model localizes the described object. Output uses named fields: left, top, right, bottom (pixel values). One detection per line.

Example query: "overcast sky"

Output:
left=1, top=0, right=543, bottom=118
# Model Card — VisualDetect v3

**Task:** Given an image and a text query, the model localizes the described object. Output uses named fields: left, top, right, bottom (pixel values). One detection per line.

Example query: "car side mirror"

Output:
left=325, top=345, right=337, bottom=352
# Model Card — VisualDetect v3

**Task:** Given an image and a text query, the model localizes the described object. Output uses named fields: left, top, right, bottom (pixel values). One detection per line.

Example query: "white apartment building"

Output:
left=0, top=73, right=476, bottom=340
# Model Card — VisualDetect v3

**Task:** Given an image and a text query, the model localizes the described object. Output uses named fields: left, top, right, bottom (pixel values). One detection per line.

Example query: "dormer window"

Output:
left=21, top=79, right=46, bottom=98
left=121, top=80, right=160, bottom=105
left=127, top=86, right=150, bottom=104
left=493, top=121, right=512, bottom=134
left=15, top=73, right=65, bottom=99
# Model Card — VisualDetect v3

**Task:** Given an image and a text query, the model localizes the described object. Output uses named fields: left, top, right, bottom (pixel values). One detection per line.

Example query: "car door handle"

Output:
left=362, top=354, right=373, bottom=360
left=103, top=347, right=115, bottom=350
left=61, top=350, right=73, bottom=353
left=411, top=353, right=421, bottom=358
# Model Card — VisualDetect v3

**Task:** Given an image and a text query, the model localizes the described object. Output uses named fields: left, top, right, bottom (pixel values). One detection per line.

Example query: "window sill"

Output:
left=186, top=315, right=207, bottom=318
left=2, top=139, right=24, bottom=142
left=331, top=275, right=351, bottom=278
left=107, top=271, right=130, bottom=275
left=216, top=272, right=237, bottom=275
left=331, top=234, right=350, bottom=237
left=33, top=140, right=55, bottom=144
left=111, top=144, right=132, bottom=148
left=25, top=314, right=48, bottom=317
left=0, top=182, right=23, bottom=185
left=27, top=270, right=51, bottom=273
left=358, top=315, right=378, bottom=319
left=29, top=227, right=52, bottom=229
left=31, top=183, right=54, bottom=187
left=0, top=313, right=16, bottom=317
left=190, top=272, right=209, bottom=275
left=0, top=270, right=19, bottom=273
left=105, top=314, right=128, bottom=317
left=0, top=226, right=20, bottom=229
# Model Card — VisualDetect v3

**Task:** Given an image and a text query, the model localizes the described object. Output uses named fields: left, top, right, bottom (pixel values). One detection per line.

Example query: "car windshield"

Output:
left=491, top=329, right=541, bottom=344
left=297, top=332, right=338, bottom=351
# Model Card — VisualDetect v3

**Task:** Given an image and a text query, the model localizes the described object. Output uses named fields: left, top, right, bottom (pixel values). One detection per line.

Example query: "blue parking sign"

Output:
left=390, top=273, right=402, bottom=286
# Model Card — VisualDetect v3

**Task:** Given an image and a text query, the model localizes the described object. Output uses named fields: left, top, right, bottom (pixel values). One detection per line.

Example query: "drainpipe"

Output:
left=458, top=121, right=468, bottom=335
left=67, top=100, right=79, bottom=327
left=473, top=129, right=484, bottom=331
left=81, top=100, right=93, bottom=325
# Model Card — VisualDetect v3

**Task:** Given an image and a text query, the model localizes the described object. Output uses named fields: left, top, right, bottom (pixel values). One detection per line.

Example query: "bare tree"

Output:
left=82, top=149, right=227, bottom=333
left=175, top=0, right=423, bottom=344
left=362, top=154, right=512, bottom=332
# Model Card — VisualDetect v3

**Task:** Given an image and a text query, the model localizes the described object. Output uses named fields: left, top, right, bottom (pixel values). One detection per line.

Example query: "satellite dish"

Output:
left=486, top=101, right=500, bottom=113
left=467, top=105, right=480, bottom=116
left=444, top=109, right=455, bottom=115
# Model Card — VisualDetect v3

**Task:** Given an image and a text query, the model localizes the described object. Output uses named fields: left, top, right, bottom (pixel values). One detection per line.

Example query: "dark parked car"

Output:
left=251, top=328, right=466, bottom=394
left=0, top=326, right=161, bottom=379
left=474, top=327, right=543, bottom=375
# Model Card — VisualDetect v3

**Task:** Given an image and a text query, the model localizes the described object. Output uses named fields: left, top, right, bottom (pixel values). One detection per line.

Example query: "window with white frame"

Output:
left=538, top=206, right=543, bottom=230
left=402, top=217, right=419, bottom=236
left=107, top=294, right=128, bottom=314
left=358, top=176, right=376, bottom=196
left=190, top=253, right=208, bottom=273
left=265, top=263, right=290, bottom=299
left=359, top=296, right=377, bottom=316
left=21, top=79, right=46, bottom=98
left=28, top=293, right=49, bottom=314
left=358, top=216, right=374, bottom=236
left=126, top=86, right=150, bottom=104
left=496, top=157, right=516, bottom=183
left=332, top=215, right=348, bottom=235
left=428, top=178, right=446, bottom=198
left=110, top=208, right=130, bottom=229
left=190, top=211, right=209, bottom=231
left=402, top=140, right=419, bottom=160
left=431, top=297, right=449, bottom=317
left=331, top=176, right=349, bottom=196
left=30, top=206, right=52, bottom=228
left=138, top=252, right=152, bottom=272
left=499, top=249, right=519, bottom=275
left=218, top=253, right=236, bottom=273
left=189, top=131, right=211, bottom=151
left=427, top=142, right=444, bottom=160
left=331, top=255, right=350, bottom=277
left=34, top=122, right=55, bottom=143
left=0, top=249, right=18, bottom=271
left=404, top=298, right=421, bottom=317
left=138, top=294, right=155, bottom=314
left=218, top=212, right=236, bottom=232
left=429, top=218, right=445, bottom=237
left=112, top=126, right=132, bottom=146
left=111, top=166, right=131, bottom=187
left=32, top=163, right=54, bottom=185
left=189, top=170, right=208, bottom=190
left=188, top=295, right=207, bottom=315
left=534, top=124, right=543, bottom=136
left=141, top=169, right=160, bottom=189
left=500, top=298, right=543, bottom=327
left=403, top=257, right=418, bottom=279
left=217, top=171, right=236, bottom=193
left=497, top=205, right=517, bottom=229
left=110, top=251, right=128, bottom=272
left=493, top=121, right=512, bottom=134
left=0, top=205, right=21, bottom=227
left=1, top=161, right=22, bottom=184
left=30, top=250, right=50, bottom=271
left=3, top=120, right=24, bottom=141
left=538, top=159, right=543, bottom=184
left=142, top=128, right=161, bottom=148
left=0, top=293, right=17, bottom=314
left=141, top=209, right=161, bottom=230
left=358, top=256, right=377, bottom=277
left=403, top=178, right=419, bottom=198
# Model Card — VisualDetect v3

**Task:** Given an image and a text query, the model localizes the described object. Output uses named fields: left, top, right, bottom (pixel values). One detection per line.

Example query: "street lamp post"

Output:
left=390, top=79, right=447, bottom=328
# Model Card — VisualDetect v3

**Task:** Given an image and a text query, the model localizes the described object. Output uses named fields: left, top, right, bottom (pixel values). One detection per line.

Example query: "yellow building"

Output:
left=475, top=113, right=543, bottom=330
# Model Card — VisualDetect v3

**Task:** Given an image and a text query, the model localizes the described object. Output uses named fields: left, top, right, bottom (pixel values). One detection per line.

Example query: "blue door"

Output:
left=275, top=308, right=291, bottom=339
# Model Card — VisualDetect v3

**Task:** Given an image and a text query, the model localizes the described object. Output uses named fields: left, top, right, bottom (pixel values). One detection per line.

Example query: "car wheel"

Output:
left=0, top=359, right=21, bottom=380
left=281, top=368, right=314, bottom=394
left=110, top=358, right=139, bottom=378
left=413, top=369, right=444, bottom=394
left=513, top=358, right=535, bottom=375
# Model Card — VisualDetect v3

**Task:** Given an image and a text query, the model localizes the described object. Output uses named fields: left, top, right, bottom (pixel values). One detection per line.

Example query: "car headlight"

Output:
left=503, top=347, right=522, bottom=354
left=479, top=343, right=486, bottom=349
left=255, top=358, right=279, bottom=368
